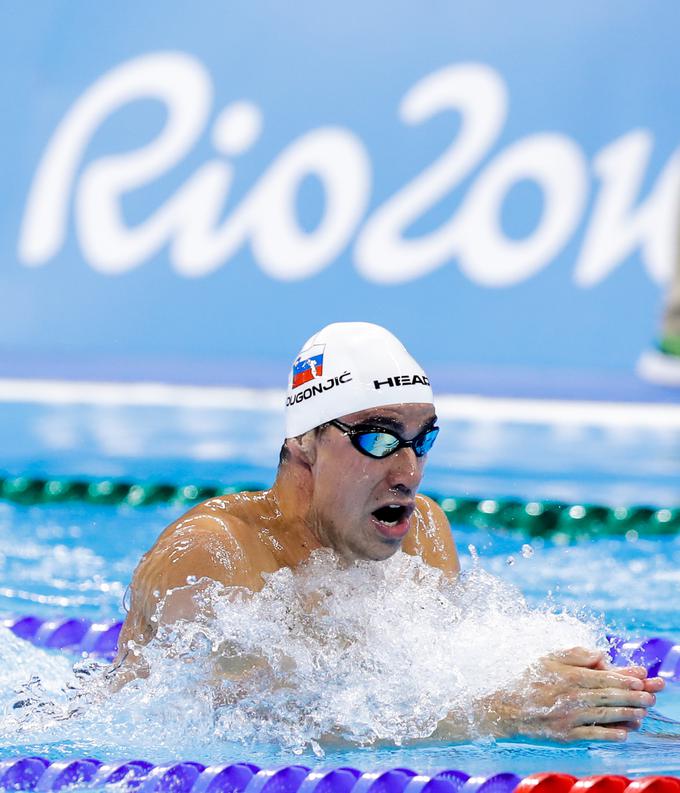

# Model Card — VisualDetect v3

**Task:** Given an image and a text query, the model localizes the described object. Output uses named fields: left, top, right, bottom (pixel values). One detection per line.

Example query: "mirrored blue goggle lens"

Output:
left=413, top=427, right=439, bottom=456
left=356, top=432, right=401, bottom=458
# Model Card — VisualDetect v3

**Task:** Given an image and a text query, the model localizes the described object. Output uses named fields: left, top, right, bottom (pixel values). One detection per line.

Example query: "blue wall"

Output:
left=2, top=2, right=679, bottom=388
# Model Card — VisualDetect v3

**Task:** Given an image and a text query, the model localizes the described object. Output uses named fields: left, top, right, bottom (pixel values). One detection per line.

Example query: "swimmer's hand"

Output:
left=477, top=647, right=663, bottom=743
left=433, top=647, right=663, bottom=744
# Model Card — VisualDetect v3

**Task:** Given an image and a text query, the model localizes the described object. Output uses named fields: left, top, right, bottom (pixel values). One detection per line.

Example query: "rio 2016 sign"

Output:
left=19, top=51, right=679, bottom=290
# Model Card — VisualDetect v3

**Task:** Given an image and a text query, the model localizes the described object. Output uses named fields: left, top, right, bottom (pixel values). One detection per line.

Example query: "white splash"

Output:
left=0, top=551, right=604, bottom=756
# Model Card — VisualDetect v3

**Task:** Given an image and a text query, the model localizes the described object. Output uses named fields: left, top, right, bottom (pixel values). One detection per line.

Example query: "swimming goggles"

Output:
left=329, top=419, right=439, bottom=459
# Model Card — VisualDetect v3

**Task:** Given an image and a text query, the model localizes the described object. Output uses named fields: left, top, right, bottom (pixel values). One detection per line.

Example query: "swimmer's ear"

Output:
left=286, top=430, right=318, bottom=467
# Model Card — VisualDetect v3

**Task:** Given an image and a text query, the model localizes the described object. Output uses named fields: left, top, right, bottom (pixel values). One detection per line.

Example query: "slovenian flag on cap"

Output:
left=292, top=345, right=325, bottom=388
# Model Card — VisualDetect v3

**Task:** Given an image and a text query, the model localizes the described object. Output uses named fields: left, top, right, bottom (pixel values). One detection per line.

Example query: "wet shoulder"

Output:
left=402, top=493, right=460, bottom=577
left=118, top=495, right=278, bottom=655
left=141, top=493, right=279, bottom=592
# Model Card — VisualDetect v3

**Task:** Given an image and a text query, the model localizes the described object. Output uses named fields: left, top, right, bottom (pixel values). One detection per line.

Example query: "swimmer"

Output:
left=115, top=322, right=664, bottom=743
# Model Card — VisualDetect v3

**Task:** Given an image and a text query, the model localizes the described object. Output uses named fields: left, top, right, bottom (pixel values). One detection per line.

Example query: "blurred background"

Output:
left=2, top=1, right=680, bottom=399
left=2, top=5, right=680, bottom=768
left=1, top=1, right=679, bottom=503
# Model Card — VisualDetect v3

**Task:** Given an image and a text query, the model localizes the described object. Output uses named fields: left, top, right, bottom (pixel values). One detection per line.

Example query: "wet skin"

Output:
left=116, top=402, right=664, bottom=743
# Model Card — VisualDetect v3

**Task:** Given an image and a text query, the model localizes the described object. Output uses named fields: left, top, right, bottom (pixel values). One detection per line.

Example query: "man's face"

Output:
left=306, top=403, right=436, bottom=561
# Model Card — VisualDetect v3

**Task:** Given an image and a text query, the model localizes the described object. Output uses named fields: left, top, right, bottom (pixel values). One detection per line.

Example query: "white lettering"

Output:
left=455, top=134, right=588, bottom=286
left=171, top=127, right=370, bottom=279
left=79, top=100, right=264, bottom=275
left=243, top=128, right=370, bottom=281
left=17, top=52, right=679, bottom=291
left=575, top=131, right=680, bottom=287
left=19, top=52, right=211, bottom=270
left=355, top=64, right=507, bottom=283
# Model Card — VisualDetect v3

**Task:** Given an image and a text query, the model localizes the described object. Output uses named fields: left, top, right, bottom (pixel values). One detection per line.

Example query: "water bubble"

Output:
left=467, top=544, right=479, bottom=561
left=123, top=584, right=132, bottom=612
left=521, top=544, right=534, bottom=559
left=506, top=556, right=515, bottom=566
left=311, top=739, right=324, bottom=757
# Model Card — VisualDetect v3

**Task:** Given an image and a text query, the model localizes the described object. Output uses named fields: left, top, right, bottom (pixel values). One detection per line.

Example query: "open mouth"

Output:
left=371, top=504, right=412, bottom=538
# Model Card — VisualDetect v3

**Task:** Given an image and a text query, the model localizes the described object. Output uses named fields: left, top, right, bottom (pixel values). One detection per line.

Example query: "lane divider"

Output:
left=0, top=757, right=680, bottom=793
left=2, top=616, right=680, bottom=682
left=1, top=761, right=679, bottom=793
left=1, top=474, right=679, bottom=538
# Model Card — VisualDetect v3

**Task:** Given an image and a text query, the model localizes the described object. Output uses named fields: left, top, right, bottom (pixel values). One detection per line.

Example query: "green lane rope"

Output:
left=1, top=474, right=678, bottom=538
left=437, top=496, right=680, bottom=539
left=0, top=476, right=259, bottom=507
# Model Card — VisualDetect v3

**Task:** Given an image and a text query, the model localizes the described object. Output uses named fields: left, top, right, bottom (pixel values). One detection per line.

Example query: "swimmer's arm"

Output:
left=318, top=651, right=661, bottom=747
left=111, top=516, right=271, bottom=684
left=402, top=495, right=460, bottom=578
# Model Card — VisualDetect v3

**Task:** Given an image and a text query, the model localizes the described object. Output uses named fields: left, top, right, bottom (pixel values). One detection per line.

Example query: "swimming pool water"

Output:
left=3, top=399, right=680, bottom=506
left=2, top=498, right=680, bottom=775
left=1, top=400, right=679, bottom=778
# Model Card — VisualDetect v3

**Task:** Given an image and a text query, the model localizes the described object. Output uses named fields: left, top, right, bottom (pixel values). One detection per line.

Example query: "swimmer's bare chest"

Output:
left=117, top=491, right=459, bottom=656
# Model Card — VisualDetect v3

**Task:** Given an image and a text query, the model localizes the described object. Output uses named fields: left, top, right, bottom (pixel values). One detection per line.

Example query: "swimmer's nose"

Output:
left=385, top=446, right=421, bottom=491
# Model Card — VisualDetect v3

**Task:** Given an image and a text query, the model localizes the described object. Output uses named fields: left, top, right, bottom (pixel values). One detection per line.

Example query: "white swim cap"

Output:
left=285, top=322, right=433, bottom=438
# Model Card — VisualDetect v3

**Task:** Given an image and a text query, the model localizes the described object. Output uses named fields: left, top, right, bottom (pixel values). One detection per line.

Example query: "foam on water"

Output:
left=0, top=550, right=606, bottom=757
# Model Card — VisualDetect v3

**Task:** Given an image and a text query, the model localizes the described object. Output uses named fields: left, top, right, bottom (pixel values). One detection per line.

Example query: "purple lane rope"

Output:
left=1, top=762, right=679, bottom=793
left=3, top=616, right=679, bottom=682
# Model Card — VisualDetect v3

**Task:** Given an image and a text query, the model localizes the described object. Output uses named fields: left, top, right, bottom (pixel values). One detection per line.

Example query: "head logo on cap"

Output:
left=292, top=344, right=325, bottom=389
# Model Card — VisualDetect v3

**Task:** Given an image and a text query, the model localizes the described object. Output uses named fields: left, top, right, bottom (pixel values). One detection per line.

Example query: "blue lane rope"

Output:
left=3, top=616, right=680, bottom=682
left=1, top=760, right=679, bottom=793
left=0, top=760, right=483, bottom=793
left=3, top=628, right=680, bottom=792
